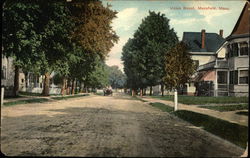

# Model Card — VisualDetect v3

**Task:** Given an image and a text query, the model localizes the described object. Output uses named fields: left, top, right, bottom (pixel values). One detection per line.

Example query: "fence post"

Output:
left=1, top=87, right=4, bottom=106
left=174, top=89, right=178, bottom=111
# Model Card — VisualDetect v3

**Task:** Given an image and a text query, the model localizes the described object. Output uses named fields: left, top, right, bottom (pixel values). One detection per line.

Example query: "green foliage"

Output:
left=3, top=0, right=119, bottom=93
left=107, top=65, right=126, bottom=89
left=163, top=42, right=196, bottom=89
left=2, top=1, right=44, bottom=72
left=121, top=11, right=178, bottom=90
left=84, top=57, right=109, bottom=89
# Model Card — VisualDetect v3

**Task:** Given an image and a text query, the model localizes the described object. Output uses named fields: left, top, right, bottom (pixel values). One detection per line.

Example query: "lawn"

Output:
left=151, top=95, right=248, bottom=105
left=3, top=98, right=50, bottom=106
left=149, top=102, right=173, bottom=113
left=199, top=104, right=248, bottom=112
left=3, top=94, right=89, bottom=106
left=149, top=102, right=248, bottom=149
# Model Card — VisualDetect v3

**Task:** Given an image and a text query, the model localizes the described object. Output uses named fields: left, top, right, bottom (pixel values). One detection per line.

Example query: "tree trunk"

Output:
left=75, top=80, right=78, bottom=94
left=161, top=83, right=164, bottom=97
left=80, top=82, right=83, bottom=93
left=71, top=78, right=75, bottom=95
left=140, top=88, right=143, bottom=97
left=132, top=89, right=135, bottom=96
left=66, top=79, right=71, bottom=95
left=149, top=86, right=152, bottom=96
left=13, top=65, right=19, bottom=97
left=42, top=72, right=50, bottom=96
left=143, top=88, right=147, bottom=96
left=61, top=77, right=66, bottom=96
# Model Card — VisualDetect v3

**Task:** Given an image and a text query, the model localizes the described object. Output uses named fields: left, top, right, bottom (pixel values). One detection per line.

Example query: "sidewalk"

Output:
left=141, top=97, right=248, bottom=127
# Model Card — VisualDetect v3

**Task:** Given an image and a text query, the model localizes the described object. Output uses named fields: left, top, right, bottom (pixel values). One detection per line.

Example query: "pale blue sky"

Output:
left=103, top=0, right=246, bottom=71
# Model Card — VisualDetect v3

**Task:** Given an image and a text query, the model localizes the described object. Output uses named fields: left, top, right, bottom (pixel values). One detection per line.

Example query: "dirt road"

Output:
left=0, top=93, right=244, bottom=157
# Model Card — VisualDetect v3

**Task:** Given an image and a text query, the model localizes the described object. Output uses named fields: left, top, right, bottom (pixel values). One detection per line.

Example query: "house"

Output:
left=182, top=29, right=225, bottom=95
left=1, top=55, right=15, bottom=96
left=195, top=2, right=249, bottom=97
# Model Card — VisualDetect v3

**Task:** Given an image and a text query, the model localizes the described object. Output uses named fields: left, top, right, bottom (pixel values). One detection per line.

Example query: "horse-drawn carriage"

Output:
left=103, top=88, right=113, bottom=96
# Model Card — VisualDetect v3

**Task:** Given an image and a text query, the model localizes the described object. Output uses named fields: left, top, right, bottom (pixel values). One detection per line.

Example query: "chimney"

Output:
left=219, top=29, right=223, bottom=37
left=201, top=29, right=205, bottom=49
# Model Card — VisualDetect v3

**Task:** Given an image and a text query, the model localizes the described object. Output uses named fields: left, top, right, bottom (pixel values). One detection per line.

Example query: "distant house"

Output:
left=182, top=30, right=225, bottom=95
left=194, top=2, right=249, bottom=97
left=1, top=54, right=61, bottom=96
left=1, top=55, right=15, bottom=96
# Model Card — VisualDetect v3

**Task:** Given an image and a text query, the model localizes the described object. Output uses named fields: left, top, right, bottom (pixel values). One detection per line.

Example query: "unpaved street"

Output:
left=0, top=93, right=244, bottom=157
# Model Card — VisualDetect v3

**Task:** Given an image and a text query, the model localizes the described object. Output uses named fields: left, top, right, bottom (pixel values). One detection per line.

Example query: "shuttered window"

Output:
left=239, top=70, right=249, bottom=84
left=239, top=42, right=249, bottom=56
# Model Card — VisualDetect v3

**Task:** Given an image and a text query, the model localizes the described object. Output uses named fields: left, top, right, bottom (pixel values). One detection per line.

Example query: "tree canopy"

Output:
left=121, top=11, right=179, bottom=95
left=107, top=65, right=126, bottom=89
left=2, top=0, right=119, bottom=96
left=163, top=42, right=196, bottom=89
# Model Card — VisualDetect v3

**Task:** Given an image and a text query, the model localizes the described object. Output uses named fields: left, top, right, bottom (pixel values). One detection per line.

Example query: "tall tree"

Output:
left=2, top=1, right=44, bottom=96
left=121, top=38, right=145, bottom=96
left=133, top=11, right=179, bottom=96
left=38, top=1, right=76, bottom=96
left=163, top=42, right=196, bottom=90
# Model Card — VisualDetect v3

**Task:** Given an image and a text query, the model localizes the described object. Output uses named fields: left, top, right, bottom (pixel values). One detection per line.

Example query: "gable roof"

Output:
left=182, top=32, right=225, bottom=53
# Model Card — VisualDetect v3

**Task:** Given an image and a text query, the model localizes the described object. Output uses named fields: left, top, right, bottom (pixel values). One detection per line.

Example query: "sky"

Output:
left=103, top=0, right=246, bottom=71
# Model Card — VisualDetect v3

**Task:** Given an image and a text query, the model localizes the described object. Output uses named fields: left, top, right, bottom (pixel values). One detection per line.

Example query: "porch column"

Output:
left=215, top=69, right=218, bottom=97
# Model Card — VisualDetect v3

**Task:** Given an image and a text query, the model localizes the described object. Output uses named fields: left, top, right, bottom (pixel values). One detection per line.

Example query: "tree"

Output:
left=163, top=42, right=196, bottom=90
left=2, top=1, right=44, bottom=96
left=84, top=57, right=109, bottom=90
left=122, top=11, right=179, bottom=96
left=37, top=1, right=76, bottom=96
left=67, top=0, right=119, bottom=60
left=134, top=11, right=179, bottom=96
left=121, top=38, right=145, bottom=96
left=107, top=65, right=126, bottom=89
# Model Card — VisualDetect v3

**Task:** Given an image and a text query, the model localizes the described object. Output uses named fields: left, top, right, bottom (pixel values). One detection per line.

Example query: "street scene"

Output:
left=1, top=0, right=249, bottom=157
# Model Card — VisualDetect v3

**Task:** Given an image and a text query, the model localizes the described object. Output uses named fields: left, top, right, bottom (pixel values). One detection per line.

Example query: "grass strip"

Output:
left=199, top=104, right=248, bottom=112
left=3, top=98, right=50, bottom=106
left=149, top=102, right=173, bottom=113
left=3, top=94, right=89, bottom=106
left=52, top=94, right=89, bottom=100
left=151, top=95, right=248, bottom=105
left=149, top=102, right=248, bottom=148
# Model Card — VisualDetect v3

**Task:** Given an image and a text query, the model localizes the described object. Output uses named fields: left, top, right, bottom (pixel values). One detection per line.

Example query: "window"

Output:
left=217, top=71, right=228, bottom=84
left=229, top=71, right=238, bottom=85
left=239, top=42, right=249, bottom=56
left=232, top=43, right=239, bottom=57
left=1, top=66, right=7, bottom=79
left=239, top=70, right=249, bottom=84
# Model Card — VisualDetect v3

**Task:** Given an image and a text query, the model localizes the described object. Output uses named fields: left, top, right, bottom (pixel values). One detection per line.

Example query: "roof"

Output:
left=230, top=2, right=249, bottom=36
left=182, top=32, right=225, bottom=53
left=226, top=2, right=250, bottom=40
